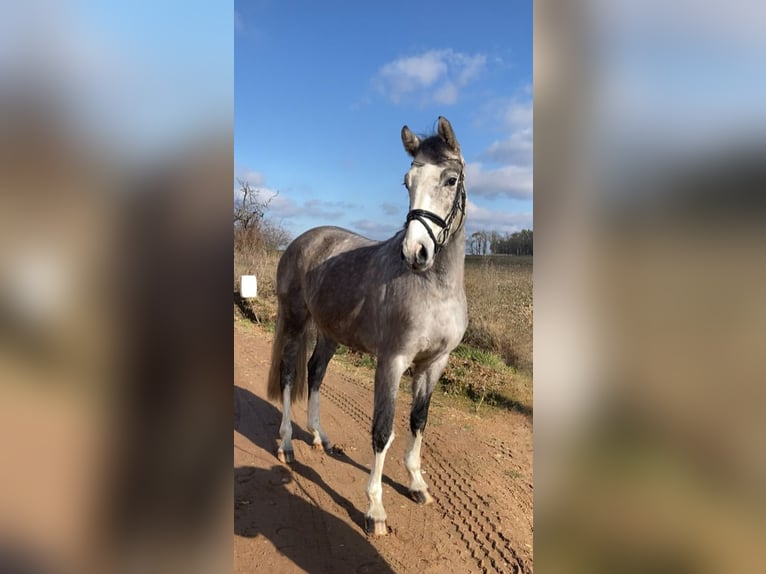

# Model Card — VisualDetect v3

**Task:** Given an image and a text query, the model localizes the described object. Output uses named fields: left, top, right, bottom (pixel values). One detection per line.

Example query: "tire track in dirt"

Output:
left=321, top=383, right=372, bottom=430
left=234, top=322, right=533, bottom=573
left=426, top=452, right=531, bottom=574
left=321, top=366, right=532, bottom=573
left=409, top=424, right=531, bottom=573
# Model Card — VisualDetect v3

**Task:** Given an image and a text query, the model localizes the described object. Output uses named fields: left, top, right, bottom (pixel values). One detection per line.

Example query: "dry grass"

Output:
left=234, top=250, right=533, bottom=414
left=234, top=246, right=280, bottom=324
left=436, top=255, right=533, bottom=414
left=463, top=255, right=533, bottom=373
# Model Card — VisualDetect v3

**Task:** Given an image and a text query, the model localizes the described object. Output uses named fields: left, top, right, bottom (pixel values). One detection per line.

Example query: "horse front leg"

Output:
left=404, top=354, right=449, bottom=504
left=365, top=355, right=408, bottom=536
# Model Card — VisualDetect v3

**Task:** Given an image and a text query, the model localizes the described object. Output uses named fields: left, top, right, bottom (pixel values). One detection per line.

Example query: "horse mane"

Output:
left=415, top=133, right=461, bottom=164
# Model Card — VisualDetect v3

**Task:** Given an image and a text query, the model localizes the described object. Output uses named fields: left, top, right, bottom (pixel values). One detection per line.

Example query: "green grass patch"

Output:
left=441, top=343, right=532, bottom=415
left=453, top=344, right=506, bottom=369
left=335, top=345, right=376, bottom=370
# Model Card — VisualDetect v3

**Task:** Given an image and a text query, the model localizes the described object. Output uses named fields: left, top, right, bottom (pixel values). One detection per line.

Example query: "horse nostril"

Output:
left=416, top=244, right=428, bottom=265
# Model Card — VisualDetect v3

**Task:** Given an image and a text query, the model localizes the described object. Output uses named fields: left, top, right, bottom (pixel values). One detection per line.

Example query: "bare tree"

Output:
left=234, top=179, right=273, bottom=231
left=234, top=179, right=289, bottom=250
left=233, top=179, right=292, bottom=297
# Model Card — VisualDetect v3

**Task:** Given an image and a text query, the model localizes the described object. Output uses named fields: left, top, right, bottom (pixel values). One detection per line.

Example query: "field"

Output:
left=444, top=254, right=532, bottom=412
left=463, top=255, right=533, bottom=372
left=234, top=250, right=533, bottom=414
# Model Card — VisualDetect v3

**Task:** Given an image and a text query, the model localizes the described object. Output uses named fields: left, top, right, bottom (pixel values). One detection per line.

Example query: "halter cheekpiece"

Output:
left=404, top=161, right=466, bottom=254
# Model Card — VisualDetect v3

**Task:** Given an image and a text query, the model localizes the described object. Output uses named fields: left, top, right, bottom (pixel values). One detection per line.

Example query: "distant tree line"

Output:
left=467, top=229, right=533, bottom=256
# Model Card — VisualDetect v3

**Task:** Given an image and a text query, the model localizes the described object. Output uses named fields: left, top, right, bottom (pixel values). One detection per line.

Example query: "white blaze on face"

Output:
left=402, top=163, right=445, bottom=268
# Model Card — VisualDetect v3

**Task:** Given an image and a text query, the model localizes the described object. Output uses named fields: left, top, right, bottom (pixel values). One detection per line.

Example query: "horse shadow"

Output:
left=234, top=386, right=397, bottom=573
left=234, top=385, right=412, bottom=504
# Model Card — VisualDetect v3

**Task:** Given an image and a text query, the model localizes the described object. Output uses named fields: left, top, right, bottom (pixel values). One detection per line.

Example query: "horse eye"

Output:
left=447, top=177, right=457, bottom=186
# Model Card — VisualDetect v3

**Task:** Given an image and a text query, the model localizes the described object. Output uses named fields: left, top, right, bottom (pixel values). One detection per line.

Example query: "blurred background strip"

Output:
left=0, top=2, right=233, bottom=573
left=535, top=1, right=766, bottom=572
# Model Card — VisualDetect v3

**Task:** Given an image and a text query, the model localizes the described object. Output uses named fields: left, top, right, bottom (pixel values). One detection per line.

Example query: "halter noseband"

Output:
left=404, top=162, right=466, bottom=254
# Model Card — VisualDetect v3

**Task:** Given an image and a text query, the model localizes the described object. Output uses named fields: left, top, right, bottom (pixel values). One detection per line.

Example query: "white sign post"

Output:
left=240, top=275, right=258, bottom=299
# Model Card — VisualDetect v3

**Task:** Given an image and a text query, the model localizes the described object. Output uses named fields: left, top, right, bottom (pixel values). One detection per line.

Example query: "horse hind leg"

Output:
left=277, top=377, right=294, bottom=463
left=276, top=342, right=301, bottom=463
left=404, top=354, right=449, bottom=504
left=274, top=315, right=310, bottom=464
left=306, top=333, right=337, bottom=451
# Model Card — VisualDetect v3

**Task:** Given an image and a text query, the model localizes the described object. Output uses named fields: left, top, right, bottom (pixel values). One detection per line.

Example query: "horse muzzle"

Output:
left=401, top=236, right=433, bottom=272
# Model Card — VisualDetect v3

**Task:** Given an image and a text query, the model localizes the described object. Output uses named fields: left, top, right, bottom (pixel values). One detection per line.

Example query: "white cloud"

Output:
left=468, top=96, right=533, bottom=197
left=454, top=52, right=487, bottom=85
left=373, top=49, right=487, bottom=105
left=476, top=98, right=533, bottom=165
left=234, top=179, right=280, bottom=209
left=466, top=162, right=533, bottom=200
left=483, top=128, right=533, bottom=166
left=477, top=96, right=532, bottom=131
left=465, top=200, right=532, bottom=235
left=377, top=51, right=447, bottom=96
left=236, top=168, right=266, bottom=187
left=380, top=202, right=403, bottom=217
left=265, top=196, right=358, bottom=221
left=234, top=168, right=357, bottom=221
left=503, top=100, right=533, bottom=130
left=350, top=219, right=400, bottom=240
left=433, top=82, right=459, bottom=105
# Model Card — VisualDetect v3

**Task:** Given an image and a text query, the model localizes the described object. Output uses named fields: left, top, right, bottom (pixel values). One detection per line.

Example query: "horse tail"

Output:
left=267, top=309, right=310, bottom=403
left=266, top=310, right=285, bottom=402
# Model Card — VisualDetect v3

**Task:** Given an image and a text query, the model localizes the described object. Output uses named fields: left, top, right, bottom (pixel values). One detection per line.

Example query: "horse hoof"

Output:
left=410, top=489, right=434, bottom=505
left=311, top=441, right=332, bottom=451
left=364, top=516, right=389, bottom=537
left=277, top=449, right=294, bottom=464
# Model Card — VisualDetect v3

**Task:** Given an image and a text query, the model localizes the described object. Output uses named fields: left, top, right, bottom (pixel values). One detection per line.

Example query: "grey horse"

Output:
left=267, top=116, right=468, bottom=536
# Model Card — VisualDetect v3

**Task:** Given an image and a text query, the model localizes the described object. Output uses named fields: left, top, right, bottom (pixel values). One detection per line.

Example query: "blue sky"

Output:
left=12, top=1, right=232, bottom=157
left=235, top=1, right=533, bottom=241
left=4, top=1, right=232, bottom=159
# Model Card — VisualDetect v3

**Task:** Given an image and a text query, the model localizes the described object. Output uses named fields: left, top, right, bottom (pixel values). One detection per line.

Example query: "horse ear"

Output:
left=437, top=116, right=460, bottom=153
left=401, top=125, right=420, bottom=157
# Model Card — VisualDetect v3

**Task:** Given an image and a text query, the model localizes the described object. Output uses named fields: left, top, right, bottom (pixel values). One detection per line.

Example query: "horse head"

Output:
left=400, top=116, right=466, bottom=272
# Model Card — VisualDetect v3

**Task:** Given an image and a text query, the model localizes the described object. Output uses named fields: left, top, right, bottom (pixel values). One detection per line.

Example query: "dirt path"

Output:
left=234, top=321, right=533, bottom=573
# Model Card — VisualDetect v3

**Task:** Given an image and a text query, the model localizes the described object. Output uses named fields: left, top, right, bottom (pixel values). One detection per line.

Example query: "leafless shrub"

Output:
left=233, top=180, right=290, bottom=318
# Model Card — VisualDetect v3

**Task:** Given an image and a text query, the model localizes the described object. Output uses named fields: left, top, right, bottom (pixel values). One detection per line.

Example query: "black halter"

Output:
left=405, top=166, right=466, bottom=254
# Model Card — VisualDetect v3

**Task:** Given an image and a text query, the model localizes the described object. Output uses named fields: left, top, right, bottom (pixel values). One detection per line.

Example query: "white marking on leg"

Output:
left=366, top=431, right=394, bottom=529
left=278, top=386, right=293, bottom=456
left=307, top=390, right=328, bottom=448
left=404, top=430, right=428, bottom=493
